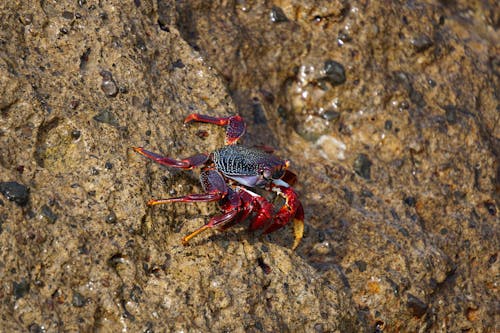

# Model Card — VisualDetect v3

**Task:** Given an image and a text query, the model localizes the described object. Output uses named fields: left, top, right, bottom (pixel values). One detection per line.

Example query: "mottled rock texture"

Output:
left=0, top=0, right=498, bottom=332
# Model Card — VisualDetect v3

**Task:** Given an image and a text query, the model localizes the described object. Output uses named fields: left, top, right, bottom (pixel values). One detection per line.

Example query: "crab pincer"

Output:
left=184, top=114, right=246, bottom=145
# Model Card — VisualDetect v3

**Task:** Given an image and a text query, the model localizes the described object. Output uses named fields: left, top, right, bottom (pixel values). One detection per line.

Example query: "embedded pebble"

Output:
left=13, top=278, right=30, bottom=299
left=41, top=204, right=58, bottom=223
left=411, top=34, right=433, bottom=52
left=322, top=60, right=346, bottom=86
left=93, top=109, right=119, bottom=126
left=406, top=294, right=428, bottom=317
left=72, top=292, right=87, bottom=307
left=270, top=6, right=288, bottom=23
left=315, top=135, right=347, bottom=160
left=354, top=154, right=372, bottom=179
left=100, top=70, right=118, bottom=97
left=0, top=181, right=29, bottom=206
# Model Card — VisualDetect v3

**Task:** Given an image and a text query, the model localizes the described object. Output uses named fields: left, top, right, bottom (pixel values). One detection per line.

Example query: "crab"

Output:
left=133, top=114, right=304, bottom=249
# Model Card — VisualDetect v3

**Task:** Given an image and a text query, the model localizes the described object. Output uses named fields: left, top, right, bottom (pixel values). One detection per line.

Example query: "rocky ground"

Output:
left=0, top=0, right=498, bottom=332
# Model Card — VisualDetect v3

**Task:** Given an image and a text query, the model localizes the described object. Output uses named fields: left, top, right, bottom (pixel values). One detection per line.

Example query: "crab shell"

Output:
left=211, top=146, right=289, bottom=188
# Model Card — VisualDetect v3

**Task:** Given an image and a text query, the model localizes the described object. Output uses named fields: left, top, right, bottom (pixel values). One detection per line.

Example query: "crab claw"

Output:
left=184, top=113, right=246, bottom=145
left=265, top=183, right=304, bottom=250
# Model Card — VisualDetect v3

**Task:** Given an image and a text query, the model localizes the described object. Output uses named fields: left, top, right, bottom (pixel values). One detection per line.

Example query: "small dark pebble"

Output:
left=409, top=88, right=425, bottom=107
left=105, top=162, right=113, bottom=170
left=443, top=105, right=458, bottom=124
left=398, top=226, right=409, bottom=237
left=403, top=196, right=416, bottom=207
left=411, top=34, right=433, bottom=52
left=252, top=99, right=267, bottom=124
left=108, top=253, right=127, bottom=268
left=361, top=189, right=373, bottom=198
left=16, top=165, right=24, bottom=174
left=484, top=201, right=496, bottom=216
left=19, top=13, right=33, bottom=25
left=70, top=99, right=80, bottom=109
left=28, top=323, right=43, bottom=333
left=105, top=211, right=117, bottom=224
left=323, top=60, right=346, bottom=86
left=374, top=320, right=385, bottom=333
left=135, top=37, right=147, bottom=51
left=130, top=285, right=143, bottom=303
left=195, top=130, right=209, bottom=139
left=337, top=31, right=351, bottom=45
left=60, top=27, right=69, bottom=34
left=384, top=120, right=393, bottom=130
left=93, top=109, right=119, bottom=127
left=354, top=154, right=372, bottom=180
left=343, top=187, right=354, bottom=205
left=270, top=6, right=288, bottom=23
left=257, top=257, right=272, bottom=274
left=41, top=204, right=58, bottom=224
left=79, top=48, right=91, bottom=71
left=172, top=59, right=185, bottom=68
left=321, top=110, right=340, bottom=121
left=78, top=243, right=90, bottom=255
left=428, top=79, right=436, bottom=87
left=277, top=105, right=287, bottom=119
left=0, top=181, right=30, bottom=206
left=407, top=294, right=428, bottom=317
left=100, top=70, right=118, bottom=97
left=72, top=291, right=86, bottom=307
left=90, top=167, right=99, bottom=176
left=254, top=322, right=264, bottom=331
left=145, top=130, right=151, bottom=136
left=354, top=260, right=367, bottom=272
left=62, top=11, right=74, bottom=20
left=314, top=323, right=324, bottom=333
left=13, top=278, right=30, bottom=299
left=488, top=253, right=497, bottom=267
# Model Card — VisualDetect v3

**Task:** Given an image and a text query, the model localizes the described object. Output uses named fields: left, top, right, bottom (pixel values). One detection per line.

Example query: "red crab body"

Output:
left=133, top=114, right=304, bottom=249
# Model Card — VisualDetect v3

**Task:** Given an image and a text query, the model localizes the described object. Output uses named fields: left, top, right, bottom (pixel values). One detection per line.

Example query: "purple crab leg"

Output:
left=133, top=147, right=209, bottom=169
left=184, top=114, right=246, bottom=145
left=148, top=169, right=229, bottom=206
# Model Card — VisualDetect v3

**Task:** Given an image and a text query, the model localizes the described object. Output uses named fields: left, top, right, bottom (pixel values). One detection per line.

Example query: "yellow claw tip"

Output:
left=291, top=218, right=304, bottom=250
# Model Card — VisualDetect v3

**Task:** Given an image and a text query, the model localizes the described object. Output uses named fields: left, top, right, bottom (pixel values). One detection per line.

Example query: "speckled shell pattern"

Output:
left=212, top=146, right=285, bottom=177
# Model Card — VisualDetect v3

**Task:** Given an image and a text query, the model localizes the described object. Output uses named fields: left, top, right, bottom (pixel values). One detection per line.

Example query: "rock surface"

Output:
left=0, top=0, right=498, bottom=332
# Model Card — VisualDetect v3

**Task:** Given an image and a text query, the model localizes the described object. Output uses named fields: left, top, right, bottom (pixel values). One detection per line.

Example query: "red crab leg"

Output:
left=182, top=187, right=246, bottom=245
left=184, top=114, right=246, bottom=145
left=133, top=147, right=209, bottom=169
left=182, top=209, right=239, bottom=245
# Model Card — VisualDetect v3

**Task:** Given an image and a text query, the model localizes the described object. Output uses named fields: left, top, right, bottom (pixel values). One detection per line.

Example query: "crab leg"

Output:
left=182, top=209, right=239, bottom=245
left=182, top=187, right=246, bottom=245
left=184, top=114, right=246, bottom=145
left=133, top=147, right=208, bottom=169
